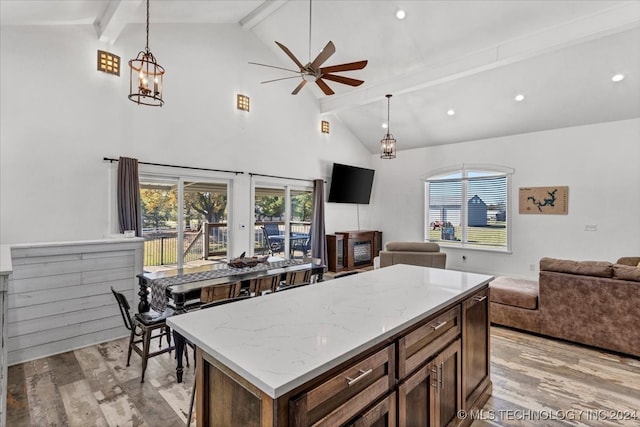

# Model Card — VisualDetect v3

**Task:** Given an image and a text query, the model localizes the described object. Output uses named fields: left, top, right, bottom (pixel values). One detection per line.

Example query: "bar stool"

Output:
left=111, top=287, right=175, bottom=383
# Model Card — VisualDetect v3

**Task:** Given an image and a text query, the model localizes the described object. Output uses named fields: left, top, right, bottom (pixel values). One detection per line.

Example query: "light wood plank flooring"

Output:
left=6, top=326, right=639, bottom=426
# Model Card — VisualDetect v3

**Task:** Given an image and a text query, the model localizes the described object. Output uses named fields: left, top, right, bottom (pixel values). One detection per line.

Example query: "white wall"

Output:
left=370, top=118, right=640, bottom=279
left=0, top=23, right=373, bottom=249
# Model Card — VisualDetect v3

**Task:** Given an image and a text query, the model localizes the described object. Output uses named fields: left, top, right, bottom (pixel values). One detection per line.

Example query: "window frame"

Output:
left=250, top=176, right=313, bottom=258
left=423, top=164, right=513, bottom=253
left=137, top=165, right=233, bottom=269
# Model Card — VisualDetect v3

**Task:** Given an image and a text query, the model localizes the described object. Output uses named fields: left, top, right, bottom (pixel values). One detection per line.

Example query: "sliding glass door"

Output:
left=140, top=175, right=228, bottom=272
left=253, top=183, right=312, bottom=259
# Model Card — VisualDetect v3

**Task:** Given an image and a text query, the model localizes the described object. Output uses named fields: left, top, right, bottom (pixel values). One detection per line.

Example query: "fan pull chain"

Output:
left=308, top=0, right=312, bottom=63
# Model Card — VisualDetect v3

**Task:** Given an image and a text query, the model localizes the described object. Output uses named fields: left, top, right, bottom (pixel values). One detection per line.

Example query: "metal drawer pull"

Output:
left=431, top=320, right=447, bottom=330
left=346, top=368, right=373, bottom=386
left=473, top=295, right=487, bottom=302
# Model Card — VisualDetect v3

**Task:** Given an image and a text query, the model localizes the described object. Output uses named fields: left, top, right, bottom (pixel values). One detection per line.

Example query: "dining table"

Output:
left=137, top=258, right=325, bottom=382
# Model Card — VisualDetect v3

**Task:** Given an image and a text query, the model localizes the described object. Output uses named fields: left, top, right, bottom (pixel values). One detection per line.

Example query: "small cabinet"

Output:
left=398, top=339, right=462, bottom=427
left=327, top=234, right=345, bottom=272
left=461, top=289, right=490, bottom=410
left=290, top=344, right=395, bottom=427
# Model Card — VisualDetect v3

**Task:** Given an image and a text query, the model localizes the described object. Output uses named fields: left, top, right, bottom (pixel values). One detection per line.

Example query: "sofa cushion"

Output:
left=539, top=257, right=612, bottom=278
left=613, top=264, right=640, bottom=282
left=384, top=241, right=440, bottom=252
left=490, top=276, right=539, bottom=310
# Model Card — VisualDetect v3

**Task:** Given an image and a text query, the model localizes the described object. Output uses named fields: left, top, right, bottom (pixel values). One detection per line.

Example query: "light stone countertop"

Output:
left=168, top=264, right=493, bottom=398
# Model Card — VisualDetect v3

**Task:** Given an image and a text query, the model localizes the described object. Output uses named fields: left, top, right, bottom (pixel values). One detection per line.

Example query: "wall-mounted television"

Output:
left=327, top=163, right=375, bottom=204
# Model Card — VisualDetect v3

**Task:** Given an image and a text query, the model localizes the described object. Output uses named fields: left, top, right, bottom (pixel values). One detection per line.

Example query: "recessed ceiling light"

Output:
left=611, top=74, right=625, bottom=82
left=447, top=109, right=456, bottom=116
left=514, top=94, right=525, bottom=102
left=382, top=123, right=388, bottom=129
left=396, top=9, right=406, bottom=20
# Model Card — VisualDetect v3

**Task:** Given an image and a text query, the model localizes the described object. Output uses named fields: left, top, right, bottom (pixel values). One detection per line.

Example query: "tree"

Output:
left=184, top=191, right=227, bottom=224
left=140, top=188, right=176, bottom=229
left=292, top=193, right=313, bottom=221
left=255, top=196, right=285, bottom=221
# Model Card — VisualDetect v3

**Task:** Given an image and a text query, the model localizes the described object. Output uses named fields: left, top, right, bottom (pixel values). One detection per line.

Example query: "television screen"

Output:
left=327, top=163, right=375, bottom=204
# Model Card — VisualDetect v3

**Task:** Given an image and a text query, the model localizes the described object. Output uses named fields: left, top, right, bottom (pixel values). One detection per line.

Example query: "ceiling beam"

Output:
left=320, top=1, right=640, bottom=113
left=240, top=0, right=289, bottom=30
left=94, top=0, right=142, bottom=44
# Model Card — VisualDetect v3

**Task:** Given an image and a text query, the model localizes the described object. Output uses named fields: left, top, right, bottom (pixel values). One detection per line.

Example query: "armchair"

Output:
left=379, top=241, right=446, bottom=269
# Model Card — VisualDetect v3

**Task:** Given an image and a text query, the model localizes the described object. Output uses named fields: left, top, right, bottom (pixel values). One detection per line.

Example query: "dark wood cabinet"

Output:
left=398, top=339, right=462, bottom=427
left=193, top=282, right=491, bottom=427
left=461, top=289, right=490, bottom=411
left=327, top=230, right=382, bottom=272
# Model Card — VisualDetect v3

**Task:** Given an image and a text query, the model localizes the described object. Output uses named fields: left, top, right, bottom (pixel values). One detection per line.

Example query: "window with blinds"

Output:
left=425, top=167, right=510, bottom=251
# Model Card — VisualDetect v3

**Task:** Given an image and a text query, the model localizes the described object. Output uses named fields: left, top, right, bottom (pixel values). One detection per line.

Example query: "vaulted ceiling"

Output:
left=2, top=0, right=639, bottom=154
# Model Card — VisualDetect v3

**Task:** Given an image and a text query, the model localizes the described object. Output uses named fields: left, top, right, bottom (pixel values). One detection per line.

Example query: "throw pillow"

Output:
left=637, top=260, right=640, bottom=268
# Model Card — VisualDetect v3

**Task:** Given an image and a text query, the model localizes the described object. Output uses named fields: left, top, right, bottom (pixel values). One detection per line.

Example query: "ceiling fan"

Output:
left=249, top=1, right=367, bottom=95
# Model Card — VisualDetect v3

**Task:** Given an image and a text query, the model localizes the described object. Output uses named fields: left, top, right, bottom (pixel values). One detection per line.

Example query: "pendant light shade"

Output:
left=380, top=94, right=396, bottom=159
left=128, top=0, right=164, bottom=106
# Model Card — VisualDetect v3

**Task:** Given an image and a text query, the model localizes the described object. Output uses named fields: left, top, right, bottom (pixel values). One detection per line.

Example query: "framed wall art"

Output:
left=519, top=186, right=568, bottom=215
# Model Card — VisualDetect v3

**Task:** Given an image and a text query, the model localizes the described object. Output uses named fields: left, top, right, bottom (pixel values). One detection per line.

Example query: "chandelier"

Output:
left=380, top=94, right=396, bottom=159
left=128, top=0, right=164, bottom=106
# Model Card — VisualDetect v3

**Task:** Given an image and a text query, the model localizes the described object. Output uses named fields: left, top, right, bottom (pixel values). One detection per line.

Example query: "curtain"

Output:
left=310, top=179, right=327, bottom=267
left=117, top=157, right=142, bottom=237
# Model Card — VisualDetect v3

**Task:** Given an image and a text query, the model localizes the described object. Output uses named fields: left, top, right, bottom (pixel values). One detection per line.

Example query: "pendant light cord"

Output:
left=386, top=94, right=392, bottom=135
left=145, top=0, right=150, bottom=52
left=308, top=0, right=312, bottom=63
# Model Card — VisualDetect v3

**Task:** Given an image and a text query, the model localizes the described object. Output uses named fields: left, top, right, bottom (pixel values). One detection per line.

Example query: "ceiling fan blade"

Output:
left=275, top=41, right=305, bottom=70
left=320, top=60, right=368, bottom=74
left=321, top=73, right=364, bottom=87
left=315, top=78, right=335, bottom=95
left=261, top=76, right=302, bottom=84
left=291, top=80, right=307, bottom=95
left=249, top=62, right=300, bottom=74
left=310, top=41, right=336, bottom=70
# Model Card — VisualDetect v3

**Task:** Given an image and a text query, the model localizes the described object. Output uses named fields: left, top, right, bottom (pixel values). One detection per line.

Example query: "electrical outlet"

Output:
left=529, top=264, right=535, bottom=271
left=585, top=224, right=597, bottom=231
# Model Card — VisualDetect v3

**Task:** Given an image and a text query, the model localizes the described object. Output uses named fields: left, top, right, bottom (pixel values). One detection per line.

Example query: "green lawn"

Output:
left=428, top=223, right=506, bottom=247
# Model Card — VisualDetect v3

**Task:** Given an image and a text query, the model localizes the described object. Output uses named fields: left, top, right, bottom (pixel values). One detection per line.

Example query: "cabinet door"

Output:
left=434, top=339, right=462, bottom=427
left=397, top=360, right=436, bottom=426
left=348, top=392, right=396, bottom=427
left=397, top=339, right=461, bottom=427
left=461, top=289, right=490, bottom=410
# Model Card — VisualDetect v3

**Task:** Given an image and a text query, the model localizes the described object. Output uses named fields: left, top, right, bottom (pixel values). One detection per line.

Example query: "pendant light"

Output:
left=128, top=0, right=164, bottom=106
left=380, top=94, right=396, bottom=159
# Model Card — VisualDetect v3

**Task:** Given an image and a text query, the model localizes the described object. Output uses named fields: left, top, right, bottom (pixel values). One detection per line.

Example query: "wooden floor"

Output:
left=6, top=326, right=639, bottom=426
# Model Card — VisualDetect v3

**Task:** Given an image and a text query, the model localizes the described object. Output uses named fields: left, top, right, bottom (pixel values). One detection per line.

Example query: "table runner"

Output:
left=149, top=259, right=307, bottom=312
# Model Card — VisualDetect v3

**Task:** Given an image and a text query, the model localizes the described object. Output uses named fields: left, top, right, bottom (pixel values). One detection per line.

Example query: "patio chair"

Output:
left=262, top=223, right=284, bottom=255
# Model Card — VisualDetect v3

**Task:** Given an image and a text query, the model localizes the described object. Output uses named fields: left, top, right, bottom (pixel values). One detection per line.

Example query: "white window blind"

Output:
left=425, top=167, right=511, bottom=251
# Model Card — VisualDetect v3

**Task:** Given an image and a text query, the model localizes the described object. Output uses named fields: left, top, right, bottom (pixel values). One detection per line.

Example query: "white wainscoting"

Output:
left=1, top=245, right=12, bottom=427
left=7, top=238, right=144, bottom=365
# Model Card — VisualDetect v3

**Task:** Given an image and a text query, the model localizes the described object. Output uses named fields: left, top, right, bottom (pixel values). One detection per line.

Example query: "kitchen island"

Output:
left=168, top=264, right=493, bottom=426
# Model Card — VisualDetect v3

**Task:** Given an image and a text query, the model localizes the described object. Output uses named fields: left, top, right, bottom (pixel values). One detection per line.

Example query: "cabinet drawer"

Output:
left=398, top=306, right=460, bottom=379
left=290, top=344, right=395, bottom=427
left=348, top=392, right=396, bottom=427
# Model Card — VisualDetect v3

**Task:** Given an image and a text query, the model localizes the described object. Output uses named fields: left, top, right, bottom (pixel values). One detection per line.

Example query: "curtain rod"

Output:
left=103, top=157, right=244, bottom=175
left=249, top=172, right=326, bottom=183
